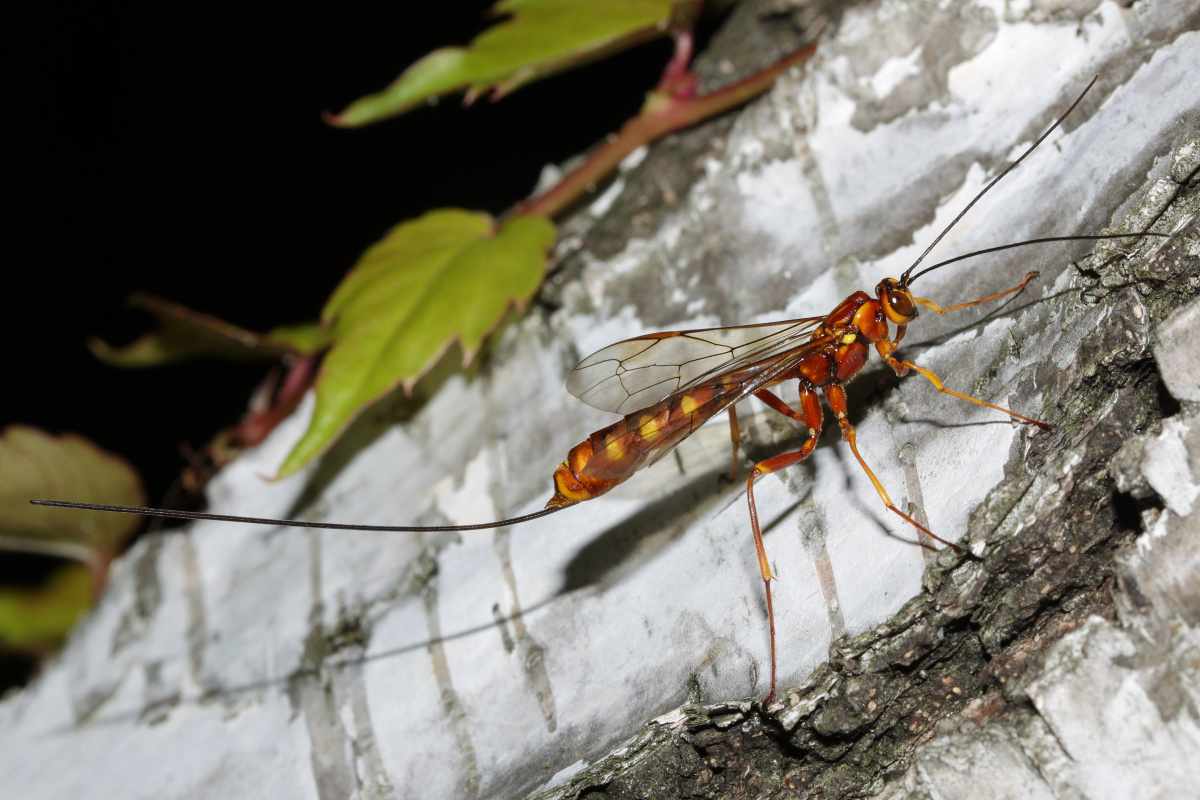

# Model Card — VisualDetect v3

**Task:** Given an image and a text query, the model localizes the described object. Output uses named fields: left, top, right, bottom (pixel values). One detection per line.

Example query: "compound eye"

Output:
left=887, top=291, right=914, bottom=317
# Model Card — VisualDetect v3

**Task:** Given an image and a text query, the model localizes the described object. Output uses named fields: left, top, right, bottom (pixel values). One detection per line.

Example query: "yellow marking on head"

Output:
left=842, top=333, right=857, bottom=344
left=680, top=395, right=699, bottom=416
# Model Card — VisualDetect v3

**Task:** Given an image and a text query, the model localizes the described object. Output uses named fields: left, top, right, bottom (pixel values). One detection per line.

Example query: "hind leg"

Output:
left=744, top=386, right=823, bottom=702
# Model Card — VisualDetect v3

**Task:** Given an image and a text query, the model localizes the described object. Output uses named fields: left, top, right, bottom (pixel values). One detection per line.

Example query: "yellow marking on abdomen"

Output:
left=638, top=412, right=665, bottom=441
left=680, top=395, right=699, bottom=415
left=605, top=436, right=627, bottom=462
left=552, top=462, right=591, bottom=502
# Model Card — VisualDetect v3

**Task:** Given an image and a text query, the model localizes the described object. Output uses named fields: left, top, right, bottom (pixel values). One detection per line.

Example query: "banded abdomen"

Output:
left=546, top=379, right=736, bottom=508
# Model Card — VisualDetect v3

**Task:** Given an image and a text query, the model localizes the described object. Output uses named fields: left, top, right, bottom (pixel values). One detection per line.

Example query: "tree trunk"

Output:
left=3, top=2, right=1199, bottom=799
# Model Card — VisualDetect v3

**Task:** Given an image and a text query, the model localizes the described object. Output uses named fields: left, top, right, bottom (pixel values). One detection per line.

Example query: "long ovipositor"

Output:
left=28, top=75, right=1170, bottom=702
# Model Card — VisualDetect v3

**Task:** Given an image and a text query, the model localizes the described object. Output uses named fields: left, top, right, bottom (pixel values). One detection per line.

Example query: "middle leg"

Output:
left=824, top=384, right=961, bottom=551
left=722, top=406, right=742, bottom=483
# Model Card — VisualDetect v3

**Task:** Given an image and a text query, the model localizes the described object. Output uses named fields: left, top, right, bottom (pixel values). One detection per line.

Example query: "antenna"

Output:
left=906, top=232, right=1168, bottom=284
left=900, top=75, right=1099, bottom=286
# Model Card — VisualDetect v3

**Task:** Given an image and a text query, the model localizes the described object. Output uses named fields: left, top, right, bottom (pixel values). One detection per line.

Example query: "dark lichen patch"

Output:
left=771, top=624, right=989, bottom=791
left=325, top=606, right=370, bottom=654
left=111, top=533, right=164, bottom=657
left=576, top=713, right=796, bottom=800
left=1080, top=140, right=1200, bottom=310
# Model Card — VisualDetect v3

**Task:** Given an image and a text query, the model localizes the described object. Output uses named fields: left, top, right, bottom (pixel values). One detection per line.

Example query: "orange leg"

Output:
left=722, top=406, right=742, bottom=483
left=913, top=270, right=1040, bottom=314
left=824, top=385, right=962, bottom=552
left=884, top=356, right=1049, bottom=431
left=745, top=386, right=823, bottom=702
left=725, top=387, right=816, bottom=483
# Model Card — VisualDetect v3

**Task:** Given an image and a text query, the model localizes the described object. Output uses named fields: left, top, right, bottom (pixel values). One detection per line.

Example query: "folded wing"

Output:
left=567, top=317, right=825, bottom=415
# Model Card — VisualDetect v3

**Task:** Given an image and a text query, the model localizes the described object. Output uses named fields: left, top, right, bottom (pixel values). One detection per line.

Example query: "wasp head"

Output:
left=876, top=278, right=917, bottom=325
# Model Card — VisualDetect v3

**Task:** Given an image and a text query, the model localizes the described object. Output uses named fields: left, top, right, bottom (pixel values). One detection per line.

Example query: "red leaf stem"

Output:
left=518, top=42, right=816, bottom=223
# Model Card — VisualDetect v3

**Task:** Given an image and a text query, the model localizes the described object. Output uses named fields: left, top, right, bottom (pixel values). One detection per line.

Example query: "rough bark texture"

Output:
left=3, top=2, right=1199, bottom=799
left=533, top=174, right=1200, bottom=800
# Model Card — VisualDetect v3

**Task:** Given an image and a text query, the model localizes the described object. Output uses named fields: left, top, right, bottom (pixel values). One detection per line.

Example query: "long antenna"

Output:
left=906, top=231, right=1168, bottom=284
left=900, top=75, right=1099, bottom=285
left=28, top=498, right=562, bottom=532
left=27, top=80, right=1120, bottom=537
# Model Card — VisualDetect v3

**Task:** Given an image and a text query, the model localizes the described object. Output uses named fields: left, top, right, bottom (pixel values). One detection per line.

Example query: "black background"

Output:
left=3, top=3, right=692, bottom=687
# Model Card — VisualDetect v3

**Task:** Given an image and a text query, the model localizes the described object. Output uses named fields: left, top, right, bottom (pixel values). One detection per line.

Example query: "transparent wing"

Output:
left=567, top=317, right=825, bottom=415
left=580, top=333, right=836, bottom=481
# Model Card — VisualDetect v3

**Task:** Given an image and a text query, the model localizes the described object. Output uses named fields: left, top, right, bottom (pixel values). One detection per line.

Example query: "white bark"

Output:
left=2, top=2, right=1199, bottom=799
left=873, top=295, right=1200, bottom=800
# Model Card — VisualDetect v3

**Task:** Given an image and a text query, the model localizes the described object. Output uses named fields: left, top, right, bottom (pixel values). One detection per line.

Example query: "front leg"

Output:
left=875, top=336, right=909, bottom=377
left=912, top=270, right=1040, bottom=314
left=881, top=354, right=1049, bottom=431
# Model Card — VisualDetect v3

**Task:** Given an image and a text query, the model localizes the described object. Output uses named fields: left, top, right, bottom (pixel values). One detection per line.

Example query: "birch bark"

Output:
left=2, top=2, right=1198, bottom=799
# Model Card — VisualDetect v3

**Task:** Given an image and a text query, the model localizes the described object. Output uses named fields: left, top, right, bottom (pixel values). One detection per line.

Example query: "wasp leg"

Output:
left=724, top=387, right=816, bottom=484
left=745, top=386, right=822, bottom=703
left=824, top=385, right=962, bottom=552
left=720, top=406, right=742, bottom=484
left=884, top=355, right=1050, bottom=431
left=913, top=270, right=1040, bottom=314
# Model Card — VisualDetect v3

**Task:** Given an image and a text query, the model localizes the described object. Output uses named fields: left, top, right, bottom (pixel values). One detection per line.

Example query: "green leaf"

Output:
left=277, top=209, right=556, bottom=477
left=0, top=562, right=93, bottom=652
left=328, top=0, right=699, bottom=127
left=0, top=426, right=145, bottom=558
left=90, top=292, right=329, bottom=368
